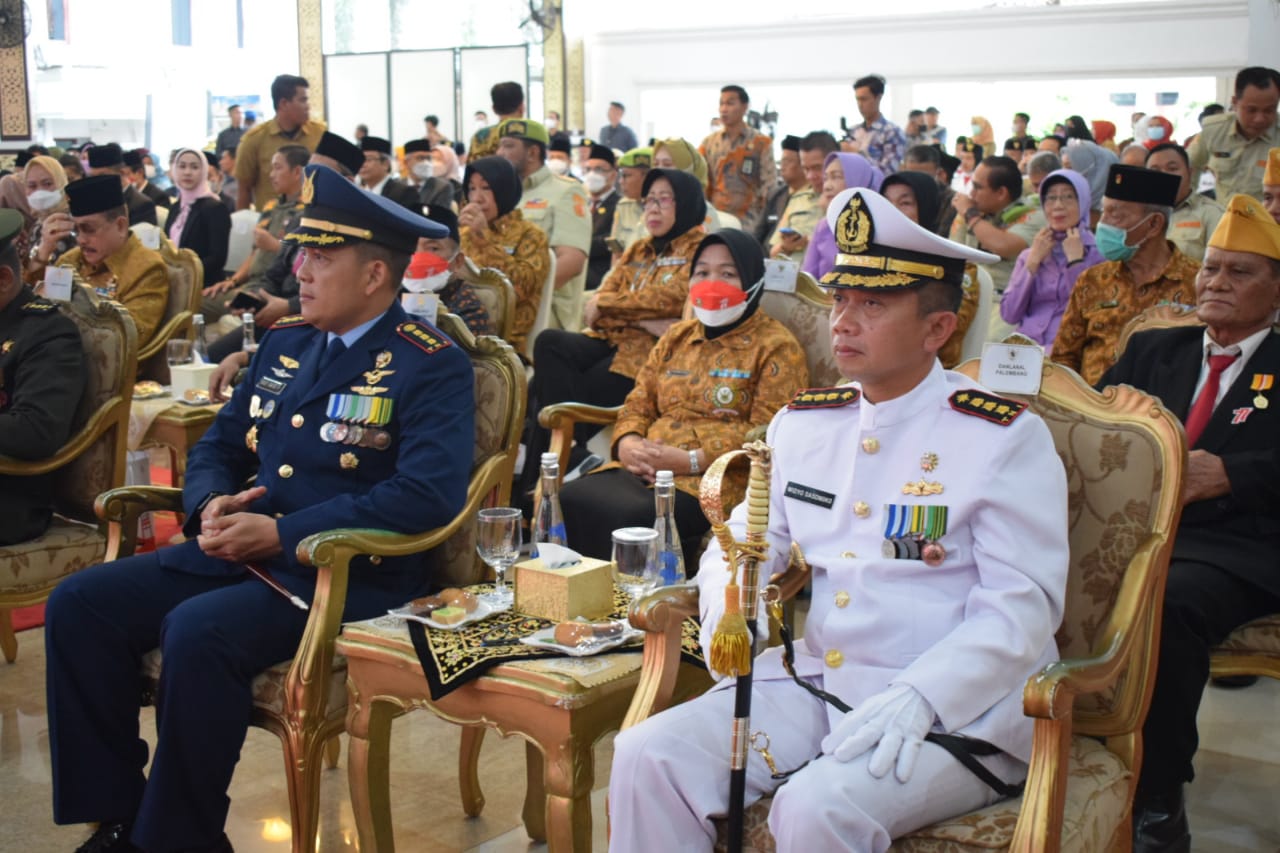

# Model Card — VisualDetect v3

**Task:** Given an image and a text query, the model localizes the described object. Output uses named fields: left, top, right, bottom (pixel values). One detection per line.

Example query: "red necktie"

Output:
left=1184, top=353, right=1238, bottom=447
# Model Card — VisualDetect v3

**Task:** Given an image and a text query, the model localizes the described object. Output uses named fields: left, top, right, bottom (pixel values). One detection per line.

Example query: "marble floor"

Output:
left=2, top=626, right=1278, bottom=852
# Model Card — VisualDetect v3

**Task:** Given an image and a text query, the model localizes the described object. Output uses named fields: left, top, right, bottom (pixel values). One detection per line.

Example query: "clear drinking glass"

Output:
left=166, top=338, right=193, bottom=367
left=611, top=527, right=660, bottom=603
left=476, top=507, right=522, bottom=606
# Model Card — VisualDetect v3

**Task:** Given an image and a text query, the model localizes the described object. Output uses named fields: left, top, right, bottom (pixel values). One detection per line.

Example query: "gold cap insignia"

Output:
left=835, top=195, right=873, bottom=255
left=300, top=171, right=316, bottom=204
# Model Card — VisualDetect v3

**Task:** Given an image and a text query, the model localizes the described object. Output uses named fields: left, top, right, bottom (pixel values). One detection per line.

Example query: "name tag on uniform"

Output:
left=763, top=259, right=798, bottom=292
left=784, top=481, right=835, bottom=510
left=979, top=342, right=1043, bottom=395
left=1174, top=221, right=1202, bottom=229
left=656, top=257, right=686, bottom=267
left=43, top=266, right=74, bottom=301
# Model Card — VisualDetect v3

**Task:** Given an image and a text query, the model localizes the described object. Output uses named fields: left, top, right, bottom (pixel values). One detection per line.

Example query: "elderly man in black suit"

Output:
left=1100, top=194, right=1280, bottom=853
left=358, top=136, right=422, bottom=213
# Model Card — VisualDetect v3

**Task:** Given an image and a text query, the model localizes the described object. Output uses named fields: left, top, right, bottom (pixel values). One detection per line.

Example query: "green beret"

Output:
left=619, top=147, right=653, bottom=169
left=497, top=118, right=550, bottom=146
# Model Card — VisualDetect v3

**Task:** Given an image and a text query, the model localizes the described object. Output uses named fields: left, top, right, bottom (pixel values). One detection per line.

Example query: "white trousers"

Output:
left=608, top=678, right=1025, bottom=853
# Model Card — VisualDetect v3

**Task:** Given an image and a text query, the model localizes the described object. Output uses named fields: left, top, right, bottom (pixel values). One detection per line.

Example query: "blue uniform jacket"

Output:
left=161, top=302, right=475, bottom=612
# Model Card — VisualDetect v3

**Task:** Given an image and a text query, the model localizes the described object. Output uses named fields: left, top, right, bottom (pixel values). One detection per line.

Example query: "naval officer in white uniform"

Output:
left=608, top=187, right=1071, bottom=853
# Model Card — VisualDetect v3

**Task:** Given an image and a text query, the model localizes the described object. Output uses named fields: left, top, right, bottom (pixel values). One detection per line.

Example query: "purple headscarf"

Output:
left=802, top=153, right=885, bottom=279
left=1000, top=168, right=1104, bottom=350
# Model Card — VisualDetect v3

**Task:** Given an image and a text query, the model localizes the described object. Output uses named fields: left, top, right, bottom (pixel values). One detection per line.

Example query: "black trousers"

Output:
left=521, top=330, right=636, bottom=492
left=560, top=468, right=710, bottom=575
left=1138, top=558, right=1280, bottom=792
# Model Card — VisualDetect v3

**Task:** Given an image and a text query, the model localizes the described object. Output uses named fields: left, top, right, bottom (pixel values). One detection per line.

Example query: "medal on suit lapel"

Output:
left=1250, top=374, right=1272, bottom=409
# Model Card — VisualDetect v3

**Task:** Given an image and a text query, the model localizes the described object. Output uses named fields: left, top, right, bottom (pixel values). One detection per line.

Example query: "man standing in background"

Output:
left=700, top=85, right=776, bottom=236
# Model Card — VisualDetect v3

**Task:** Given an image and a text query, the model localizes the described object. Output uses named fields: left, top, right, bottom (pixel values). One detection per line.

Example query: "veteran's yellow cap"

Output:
left=1208, top=194, right=1280, bottom=260
left=1265, top=147, right=1280, bottom=186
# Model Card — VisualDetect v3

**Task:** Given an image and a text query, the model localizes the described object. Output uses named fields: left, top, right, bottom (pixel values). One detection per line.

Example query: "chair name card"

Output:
left=978, top=342, right=1043, bottom=395
left=763, top=259, right=798, bottom=292
left=43, top=266, right=74, bottom=302
left=401, top=292, right=439, bottom=326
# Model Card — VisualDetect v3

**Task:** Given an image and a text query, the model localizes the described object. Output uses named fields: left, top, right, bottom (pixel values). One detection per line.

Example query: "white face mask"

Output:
left=27, top=189, right=63, bottom=212
left=411, top=161, right=434, bottom=180
left=583, top=172, right=609, bottom=194
left=403, top=270, right=452, bottom=293
left=546, top=159, right=570, bottom=176
left=144, top=164, right=156, bottom=179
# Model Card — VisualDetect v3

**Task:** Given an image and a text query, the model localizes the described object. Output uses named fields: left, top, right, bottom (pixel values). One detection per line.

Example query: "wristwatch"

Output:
left=963, top=207, right=982, bottom=229
left=688, top=449, right=701, bottom=475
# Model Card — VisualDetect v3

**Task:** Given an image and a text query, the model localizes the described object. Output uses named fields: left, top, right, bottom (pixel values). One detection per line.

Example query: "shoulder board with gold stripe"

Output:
left=270, top=315, right=310, bottom=329
left=21, top=297, right=59, bottom=315
left=787, top=386, right=861, bottom=410
left=397, top=321, right=452, bottom=355
left=949, top=390, right=1027, bottom=426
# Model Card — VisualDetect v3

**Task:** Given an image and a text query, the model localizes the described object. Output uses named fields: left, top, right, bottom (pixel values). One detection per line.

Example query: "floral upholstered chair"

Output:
left=462, top=257, right=518, bottom=344
left=135, top=243, right=203, bottom=382
left=620, top=356, right=1187, bottom=853
left=93, top=311, right=525, bottom=852
left=0, top=285, right=136, bottom=663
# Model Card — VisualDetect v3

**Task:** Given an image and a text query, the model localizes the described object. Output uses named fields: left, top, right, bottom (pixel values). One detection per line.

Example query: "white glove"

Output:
left=820, top=683, right=936, bottom=782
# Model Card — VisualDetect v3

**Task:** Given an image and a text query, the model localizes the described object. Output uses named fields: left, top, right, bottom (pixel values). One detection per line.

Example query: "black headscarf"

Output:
left=1064, top=115, right=1094, bottom=142
left=688, top=228, right=766, bottom=340
left=463, top=156, right=522, bottom=219
left=880, top=171, right=942, bottom=237
left=641, top=168, right=707, bottom=254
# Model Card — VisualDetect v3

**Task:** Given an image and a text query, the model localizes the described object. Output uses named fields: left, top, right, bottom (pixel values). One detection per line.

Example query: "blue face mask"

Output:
left=1095, top=215, right=1153, bottom=262
left=1146, top=125, right=1166, bottom=141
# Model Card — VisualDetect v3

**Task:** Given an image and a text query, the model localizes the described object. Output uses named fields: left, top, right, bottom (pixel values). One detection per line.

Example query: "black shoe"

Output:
left=75, top=822, right=139, bottom=853
left=1133, top=787, right=1191, bottom=853
left=1210, top=675, right=1258, bottom=689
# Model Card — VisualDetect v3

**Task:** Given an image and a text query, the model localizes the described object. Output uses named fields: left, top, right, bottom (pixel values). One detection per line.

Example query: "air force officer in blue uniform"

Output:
left=46, top=165, right=475, bottom=853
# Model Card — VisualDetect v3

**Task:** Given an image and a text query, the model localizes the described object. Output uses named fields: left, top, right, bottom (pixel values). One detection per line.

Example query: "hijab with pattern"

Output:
left=463, top=155, right=522, bottom=220
left=688, top=228, right=767, bottom=340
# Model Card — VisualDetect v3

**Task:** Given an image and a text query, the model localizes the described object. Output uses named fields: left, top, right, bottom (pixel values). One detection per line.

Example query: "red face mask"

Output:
left=406, top=250, right=450, bottom=279
left=689, top=279, right=747, bottom=310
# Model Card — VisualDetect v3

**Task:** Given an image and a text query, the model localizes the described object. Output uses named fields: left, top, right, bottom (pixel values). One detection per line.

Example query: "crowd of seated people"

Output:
left=4, top=60, right=1280, bottom=853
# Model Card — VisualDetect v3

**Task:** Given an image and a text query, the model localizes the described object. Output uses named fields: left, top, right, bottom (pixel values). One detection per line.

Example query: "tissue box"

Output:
left=169, top=362, right=216, bottom=398
left=514, top=556, right=614, bottom=622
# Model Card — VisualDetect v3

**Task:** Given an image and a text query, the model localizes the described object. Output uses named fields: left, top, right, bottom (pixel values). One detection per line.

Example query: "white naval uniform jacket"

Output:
left=696, top=361, right=1069, bottom=763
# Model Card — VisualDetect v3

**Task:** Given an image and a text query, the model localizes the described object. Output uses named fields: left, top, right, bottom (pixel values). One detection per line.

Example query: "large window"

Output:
left=172, top=0, right=191, bottom=46
left=47, top=0, right=67, bottom=41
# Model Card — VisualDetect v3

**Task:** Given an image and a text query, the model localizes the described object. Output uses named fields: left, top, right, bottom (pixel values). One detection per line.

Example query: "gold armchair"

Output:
left=0, top=287, right=137, bottom=662
left=92, top=312, right=526, bottom=852
left=461, top=256, right=518, bottom=343
left=137, top=244, right=204, bottom=382
left=620, top=358, right=1187, bottom=853
left=1115, top=305, right=1280, bottom=685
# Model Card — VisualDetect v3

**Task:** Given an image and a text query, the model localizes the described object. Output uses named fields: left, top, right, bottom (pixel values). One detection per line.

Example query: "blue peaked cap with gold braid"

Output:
left=283, top=164, right=447, bottom=255
left=820, top=188, right=997, bottom=290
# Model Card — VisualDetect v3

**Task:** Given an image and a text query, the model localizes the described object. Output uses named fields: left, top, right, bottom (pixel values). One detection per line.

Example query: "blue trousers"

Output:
left=45, top=552, right=311, bottom=852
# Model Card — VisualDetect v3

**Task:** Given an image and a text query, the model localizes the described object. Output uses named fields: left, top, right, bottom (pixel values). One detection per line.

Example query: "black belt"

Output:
left=773, top=605, right=1025, bottom=799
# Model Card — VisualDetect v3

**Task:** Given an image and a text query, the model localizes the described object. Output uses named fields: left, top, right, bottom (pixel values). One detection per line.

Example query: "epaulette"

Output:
left=397, top=321, right=452, bottom=355
left=21, top=297, right=59, bottom=315
left=949, top=390, right=1027, bottom=426
left=788, top=386, right=860, bottom=410
left=270, top=315, right=310, bottom=329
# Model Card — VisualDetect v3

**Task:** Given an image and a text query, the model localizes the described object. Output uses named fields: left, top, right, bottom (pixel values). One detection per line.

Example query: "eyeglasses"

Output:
left=642, top=194, right=676, bottom=209
left=1042, top=193, right=1077, bottom=206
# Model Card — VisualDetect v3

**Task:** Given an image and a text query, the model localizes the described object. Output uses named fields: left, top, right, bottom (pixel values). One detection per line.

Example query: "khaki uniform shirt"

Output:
left=460, top=209, right=550, bottom=353
left=952, top=197, right=1045, bottom=294
left=608, top=310, right=809, bottom=505
left=1166, top=192, right=1225, bottom=262
left=1188, top=112, right=1280, bottom=201
left=766, top=187, right=821, bottom=262
left=699, top=126, right=777, bottom=236
left=610, top=197, right=646, bottom=255
left=58, top=233, right=169, bottom=352
left=585, top=227, right=705, bottom=379
left=247, top=197, right=305, bottom=281
left=1050, top=244, right=1200, bottom=385
left=519, top=165, right=592, bottom=331
left=235, top=117, right=327, bottom=210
